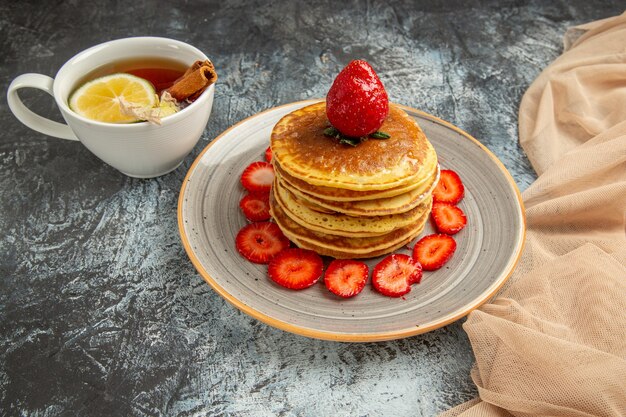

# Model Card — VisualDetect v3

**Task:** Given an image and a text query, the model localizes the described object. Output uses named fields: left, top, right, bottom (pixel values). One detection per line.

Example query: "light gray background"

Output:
left=1, top=1, right=623, bottom=416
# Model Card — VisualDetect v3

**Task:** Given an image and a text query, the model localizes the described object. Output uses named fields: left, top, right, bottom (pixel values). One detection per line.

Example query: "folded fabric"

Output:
left=441, top=12, right=626, bottom=417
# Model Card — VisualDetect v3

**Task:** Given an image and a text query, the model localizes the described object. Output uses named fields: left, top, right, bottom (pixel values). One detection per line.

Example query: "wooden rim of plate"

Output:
left=177, top=99, right=526, bottom=342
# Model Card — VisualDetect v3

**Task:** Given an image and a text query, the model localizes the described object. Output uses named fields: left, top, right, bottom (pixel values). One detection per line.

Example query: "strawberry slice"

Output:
left=433, top=170, right=465, bottom=204
left=241, top=161, right=274, bottom=193
left=431, top=203, right=467, bottom=235
left=264, top=146, right=272, bottom=162
left=239, top=193, right=271, bottom=222
left=324, top=259, right=369, bottom=298
left=372, top=254, right=422, bottom=298
left=412, top=234, right=457, bottom=271
left=268, top=248, right=323, bottom=290
left=235, top=222, right=289, bottom=264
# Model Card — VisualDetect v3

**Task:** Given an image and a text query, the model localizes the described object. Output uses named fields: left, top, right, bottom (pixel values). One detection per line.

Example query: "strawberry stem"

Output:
left=323, top=126, right=391, bottom=146
left=369, top=131, right=390, bottom=139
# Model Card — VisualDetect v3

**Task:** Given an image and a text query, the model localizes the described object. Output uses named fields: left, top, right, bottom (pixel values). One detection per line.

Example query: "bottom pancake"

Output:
left=270, top=191, right=431, bottom=259
left=287, top=225, right=426, bottom=260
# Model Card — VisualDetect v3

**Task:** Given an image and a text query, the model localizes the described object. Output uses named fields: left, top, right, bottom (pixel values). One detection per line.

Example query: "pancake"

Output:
left=268, top=100, right=440, bottom=259
left=270, top=192, right=431, bottom=259
left=273, top=177, right=433, bottom=238
left=287, top=227, right=425, bottom=260
left=277, top=166, right=440, bottom=217
left=271, top=102, right=436, bottom=191
left=273, top=158, right=436, bottom=202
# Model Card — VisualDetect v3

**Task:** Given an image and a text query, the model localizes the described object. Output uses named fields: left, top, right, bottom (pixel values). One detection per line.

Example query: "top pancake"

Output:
left=271, top=102, right=436, bottom=191
left=273, top=156, right=437, bottom=202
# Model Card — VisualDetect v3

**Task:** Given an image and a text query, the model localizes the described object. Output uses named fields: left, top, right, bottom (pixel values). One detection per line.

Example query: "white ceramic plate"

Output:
left=178, top=100, right=525, bottom=342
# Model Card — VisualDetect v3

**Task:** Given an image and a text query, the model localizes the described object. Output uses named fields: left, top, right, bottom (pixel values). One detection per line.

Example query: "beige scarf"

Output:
left=441, top=12, right=626, bottom=417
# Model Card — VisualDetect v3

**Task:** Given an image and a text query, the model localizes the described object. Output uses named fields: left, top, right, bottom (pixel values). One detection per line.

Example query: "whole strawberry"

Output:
left=326, top=60, right=389, bottom=137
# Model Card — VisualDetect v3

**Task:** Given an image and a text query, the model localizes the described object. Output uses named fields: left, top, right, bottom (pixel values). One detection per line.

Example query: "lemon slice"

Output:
left=69, top=73, right=157, bottom=123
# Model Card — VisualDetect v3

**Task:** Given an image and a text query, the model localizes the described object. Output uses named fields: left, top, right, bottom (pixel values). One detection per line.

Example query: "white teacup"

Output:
left=7, top=37, right=215, bottom=178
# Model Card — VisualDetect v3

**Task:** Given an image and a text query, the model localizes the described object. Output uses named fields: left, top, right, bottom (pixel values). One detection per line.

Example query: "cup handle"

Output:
left=7, top=73, right=78, bottom=141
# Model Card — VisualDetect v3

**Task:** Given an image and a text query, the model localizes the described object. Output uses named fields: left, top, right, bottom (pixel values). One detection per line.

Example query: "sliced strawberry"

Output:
left=264, top=146, right=272, bottom=162
left=241, top=161, right=274, bottom=193
left=372, top=254, right=422, bottom=298
left=268, top=248, right=323, bottom=290
left=235, top=222, right=289, bottom=264
left=431, top=203, right=467, bottom=235
left=326, top=60, right=389, bottom=137
left=433, top=170, right=465, bottom=204
left=412, top=234, right=456, bottom=271
left=239, top=193, right=271, bottom=222
left=324, top=259, right=369, bottom=298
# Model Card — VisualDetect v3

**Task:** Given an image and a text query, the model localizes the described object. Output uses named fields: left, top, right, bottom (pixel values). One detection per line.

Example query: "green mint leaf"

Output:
left=339, top=137, right=360, bottom=147
left=323, top=126, right=361, bottom=146
left=370, top=131, right=391, bottom=139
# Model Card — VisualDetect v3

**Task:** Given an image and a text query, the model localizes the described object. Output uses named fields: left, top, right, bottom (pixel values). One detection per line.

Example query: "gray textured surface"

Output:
left=1, top=1, right=622, bottom=416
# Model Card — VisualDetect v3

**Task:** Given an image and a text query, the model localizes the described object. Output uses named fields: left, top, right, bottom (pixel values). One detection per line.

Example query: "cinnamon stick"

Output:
left=168, top=60, right=217, bottom=102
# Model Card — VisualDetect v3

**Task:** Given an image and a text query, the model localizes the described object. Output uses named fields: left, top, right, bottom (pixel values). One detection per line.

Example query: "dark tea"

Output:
left=75, top=57, right=188, bottom=95
left=69, top=55, right=216, bottom=124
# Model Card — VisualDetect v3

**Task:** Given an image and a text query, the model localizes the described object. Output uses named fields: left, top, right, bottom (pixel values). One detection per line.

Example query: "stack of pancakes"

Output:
left=269, top=102, right=439, bottom=259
